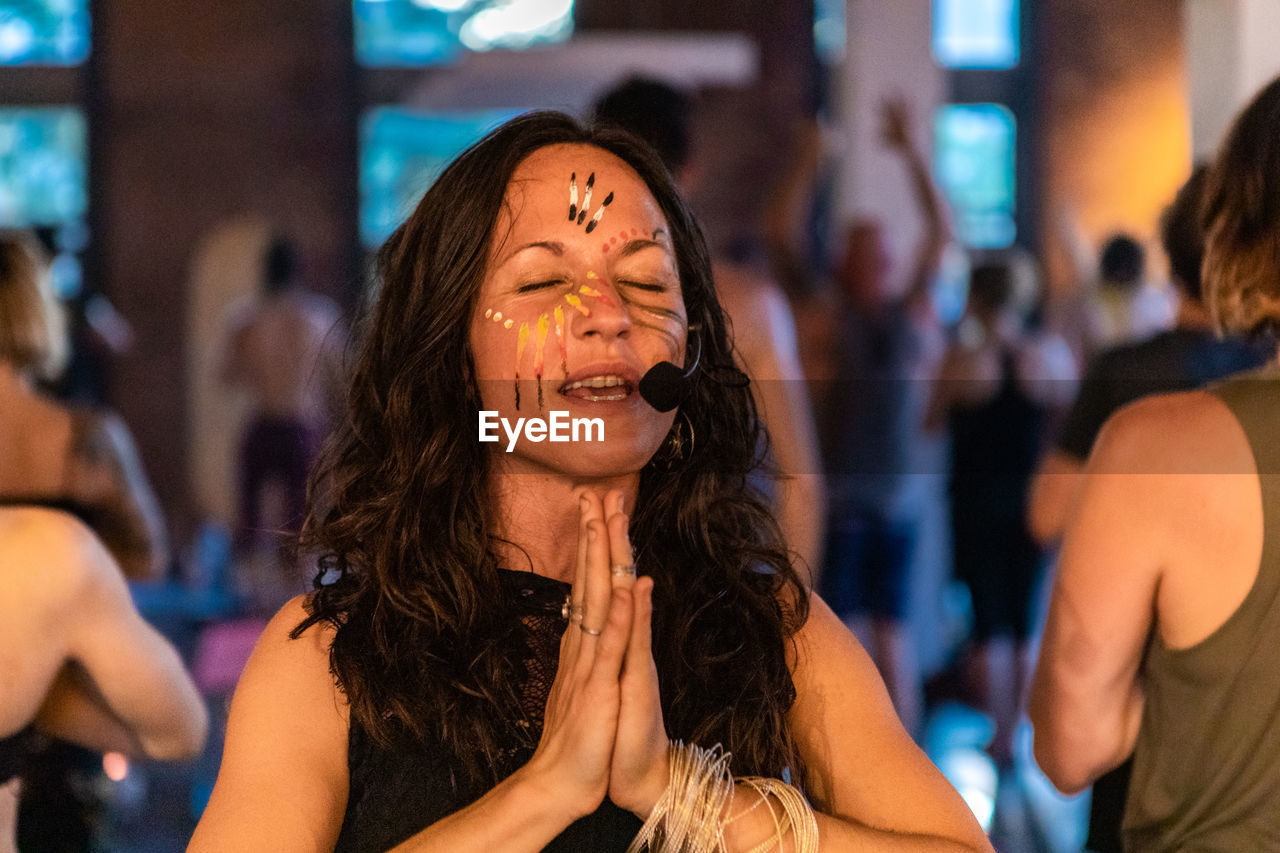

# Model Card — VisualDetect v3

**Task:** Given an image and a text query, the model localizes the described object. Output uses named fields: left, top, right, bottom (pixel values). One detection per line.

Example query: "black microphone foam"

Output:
left=638, top=361, right=689, bottom=413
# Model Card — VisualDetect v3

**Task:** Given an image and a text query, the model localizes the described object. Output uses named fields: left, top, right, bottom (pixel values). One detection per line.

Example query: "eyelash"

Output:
left=516, top=279, right=567, bottom=293
left=618, top=280, right=666, bottom=293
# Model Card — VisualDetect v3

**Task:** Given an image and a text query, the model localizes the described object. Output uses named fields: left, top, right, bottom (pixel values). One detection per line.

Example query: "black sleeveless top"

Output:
left=948, top=349, right=1048, bottom=518
left=0, top=727, right=42, bottom=785
left=334, top=570, right=642, bottom=852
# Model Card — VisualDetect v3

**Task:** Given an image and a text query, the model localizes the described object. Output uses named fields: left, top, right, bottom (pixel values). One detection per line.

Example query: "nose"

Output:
left=572, top=277, right=632, bottom=341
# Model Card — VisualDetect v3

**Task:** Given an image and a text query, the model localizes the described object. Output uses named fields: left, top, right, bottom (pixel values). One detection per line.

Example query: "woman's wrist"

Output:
left=510, top=758, right=600, bottom=825
left=621, top=747, right=672, bottom=820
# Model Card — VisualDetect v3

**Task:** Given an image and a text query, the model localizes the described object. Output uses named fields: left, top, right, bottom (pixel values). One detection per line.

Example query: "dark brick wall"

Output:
left=89, top=0, right=359, bottom=535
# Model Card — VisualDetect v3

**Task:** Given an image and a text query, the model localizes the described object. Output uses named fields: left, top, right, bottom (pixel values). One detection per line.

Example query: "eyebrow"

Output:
left=616, top=233, right=671, bottom=259
left=500, top=240, right=565, bottom=266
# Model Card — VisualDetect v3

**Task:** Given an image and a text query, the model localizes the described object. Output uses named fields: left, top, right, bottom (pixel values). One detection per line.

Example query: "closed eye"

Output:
left=618, top=280, right=667, bottom=293
left=516, top=279, right=568, bottom=293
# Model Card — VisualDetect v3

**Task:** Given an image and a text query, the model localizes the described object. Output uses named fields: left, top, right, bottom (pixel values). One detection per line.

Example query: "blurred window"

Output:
left=0, top=0, right=89, bottom=66
left=0, top=106, right=86, bottom=227
left=355, top=0, right=574, bottom=66
left=359, top=106, right=520, bottom=247
left=813, top=0, right=845, bottom=65
left=934, top=103, right=1016, bottom=249
left=932, top=0, right=1018, bottom=69
left=0, top=106, right=87, bottom=296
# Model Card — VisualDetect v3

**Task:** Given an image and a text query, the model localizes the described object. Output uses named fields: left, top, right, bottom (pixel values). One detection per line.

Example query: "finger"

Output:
left=582, top=517, right=612, bottom=635
left=606, top=493, right=636, bottom=591
left=589, top=585, right=634, bottom=685
left=572, top=491, right=597, bottom=603
left=572, top=491, right=604, bottom=612
left=624, top=576, right=655, bottom=674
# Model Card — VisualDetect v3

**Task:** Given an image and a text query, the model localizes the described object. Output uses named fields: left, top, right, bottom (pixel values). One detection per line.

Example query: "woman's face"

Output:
left=470, top=143, right=687, bottom=477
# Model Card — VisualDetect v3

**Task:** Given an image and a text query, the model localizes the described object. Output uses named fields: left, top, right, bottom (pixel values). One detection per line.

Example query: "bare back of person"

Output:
left=0, top=384, right=73, bottom=499
left=227, top=290, right=340, bottom=422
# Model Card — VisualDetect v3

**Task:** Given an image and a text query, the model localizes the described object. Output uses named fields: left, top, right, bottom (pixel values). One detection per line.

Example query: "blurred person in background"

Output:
left=1026, top=165, right=1269, bottom=852
left=0, top=231, right=168, bottom=582
left=219, top=235, right=345, bottom=606
left=805, top=98, right=952, bottom=738
left=0, top=507, right=206, bottom=853
left=1048, top=221, right=1175, bottom=366
left=1030, top=74, right=1280, bottom=850
left=592, top=76, right=827, bottom=579
left=0, top=231, right=173, bottom=850
left=925, top=252, right=1075, bottom=774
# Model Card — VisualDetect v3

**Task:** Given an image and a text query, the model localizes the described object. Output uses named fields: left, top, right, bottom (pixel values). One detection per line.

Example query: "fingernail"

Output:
left=580, top=496, right=588, bottom=513
left=588, top=526, right=596, bottom=542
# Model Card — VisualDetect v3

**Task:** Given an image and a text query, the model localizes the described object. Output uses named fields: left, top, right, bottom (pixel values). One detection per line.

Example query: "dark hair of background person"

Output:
left=263, top=236, right=298, bottom=296
left=1159, top=164, right=1211, bottom=303
left=0, top=231, right=67, bottom=380
left=1098, top=234, right=1145, bottom=289
left=293, top=111, right=809, bottom=797
left=968, top=260, right=1016, bottom=318
left=592, top=76, right=692, bottom=176
left=1201, top=75, right=1280, bottom=337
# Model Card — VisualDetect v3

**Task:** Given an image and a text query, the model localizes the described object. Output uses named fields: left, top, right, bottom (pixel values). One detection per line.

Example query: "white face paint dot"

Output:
left=484, top=308, right=493, bottom=319
left=503, top=319, right=513, bottom=329
left=494, top=311, right=504, bottom=322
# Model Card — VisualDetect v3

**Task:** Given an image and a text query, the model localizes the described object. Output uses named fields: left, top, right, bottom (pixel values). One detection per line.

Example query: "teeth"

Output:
left=564, top=374, right=626, bottom=392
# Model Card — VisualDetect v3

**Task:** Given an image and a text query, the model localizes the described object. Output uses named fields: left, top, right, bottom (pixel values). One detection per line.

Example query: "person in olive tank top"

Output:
left=1029, top=74, right=1280, bottom=850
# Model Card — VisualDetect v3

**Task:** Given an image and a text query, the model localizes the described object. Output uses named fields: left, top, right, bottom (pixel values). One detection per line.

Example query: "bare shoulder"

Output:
left=787, top=594, right=990, bottom=846
left=0, top=507, right=109, bottom=595
left=1095, top=390, right=1248, bottom=474
left=190, top=594, right=349, bottom=850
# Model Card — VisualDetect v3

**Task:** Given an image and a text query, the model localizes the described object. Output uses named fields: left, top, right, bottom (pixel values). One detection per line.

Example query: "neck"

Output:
left=486, top=460, right=639, bottom=584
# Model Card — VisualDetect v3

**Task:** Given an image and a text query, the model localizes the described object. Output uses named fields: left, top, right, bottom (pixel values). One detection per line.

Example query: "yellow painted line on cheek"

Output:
left=563, top=293, right=590, bottom=316
left=534, top=314, right=551, bottom=409
left=553, top=305, right=567, bottom=376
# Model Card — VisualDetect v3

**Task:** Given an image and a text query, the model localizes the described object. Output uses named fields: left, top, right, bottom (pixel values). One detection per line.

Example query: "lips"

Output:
left=558, top=362, right=641, bottom=402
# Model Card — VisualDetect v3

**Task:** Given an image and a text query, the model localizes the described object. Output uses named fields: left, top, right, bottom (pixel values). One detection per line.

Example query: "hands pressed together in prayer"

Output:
left=522, top=488, right=671, bottom=822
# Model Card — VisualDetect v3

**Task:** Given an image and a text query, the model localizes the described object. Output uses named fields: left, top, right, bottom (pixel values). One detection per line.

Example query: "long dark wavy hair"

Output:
left=295, top=111, right=810, bottom=797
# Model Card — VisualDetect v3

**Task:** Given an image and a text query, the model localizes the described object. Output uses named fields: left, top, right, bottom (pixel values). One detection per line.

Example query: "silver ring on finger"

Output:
left=579, top=624, right=603, bottom=636
left=611, top=563, right=636, bottom=578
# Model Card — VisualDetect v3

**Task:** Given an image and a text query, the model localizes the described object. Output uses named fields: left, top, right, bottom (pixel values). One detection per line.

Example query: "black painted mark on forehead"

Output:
left=566, top=172, right=615, bottom=234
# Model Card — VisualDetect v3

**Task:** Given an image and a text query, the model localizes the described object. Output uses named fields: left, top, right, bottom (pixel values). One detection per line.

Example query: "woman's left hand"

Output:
left=591, top=489, right=670, bottom=819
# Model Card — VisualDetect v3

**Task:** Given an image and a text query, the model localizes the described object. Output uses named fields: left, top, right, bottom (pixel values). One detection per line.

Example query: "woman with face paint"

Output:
left=189, top=113, right=991, bottom=852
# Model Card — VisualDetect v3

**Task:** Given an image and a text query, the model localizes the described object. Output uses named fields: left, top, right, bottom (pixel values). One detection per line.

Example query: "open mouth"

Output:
left=558, top=374, right=635, bottom=402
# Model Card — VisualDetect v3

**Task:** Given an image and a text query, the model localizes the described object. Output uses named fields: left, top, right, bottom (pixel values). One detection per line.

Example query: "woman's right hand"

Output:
left=518, top=490, right=633, bottom=820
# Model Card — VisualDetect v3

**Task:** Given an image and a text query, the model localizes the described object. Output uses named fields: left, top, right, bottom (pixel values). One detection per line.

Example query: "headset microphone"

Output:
left=637, top=327, right=701, bottom=412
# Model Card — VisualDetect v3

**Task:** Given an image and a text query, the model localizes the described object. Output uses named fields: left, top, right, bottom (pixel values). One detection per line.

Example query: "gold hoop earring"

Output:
left=652, top=411, right=695, bottom=470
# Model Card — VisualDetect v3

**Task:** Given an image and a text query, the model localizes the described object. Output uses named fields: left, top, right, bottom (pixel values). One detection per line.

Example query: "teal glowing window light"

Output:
left=935, top=103, right=1016, bottom=249
left=0, top=0, right=89, bottom=66
left=0, top=106, right=87, bottom=229
left=355, top=0, right=574, bottom=67
left=359, top=107, right=521, bottom=247
left=932, top=0, right=1019, bottom=70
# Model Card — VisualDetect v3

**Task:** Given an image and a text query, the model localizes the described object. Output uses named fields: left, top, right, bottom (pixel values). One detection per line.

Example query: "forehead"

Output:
left=493, top=143, right=669, bottom=249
